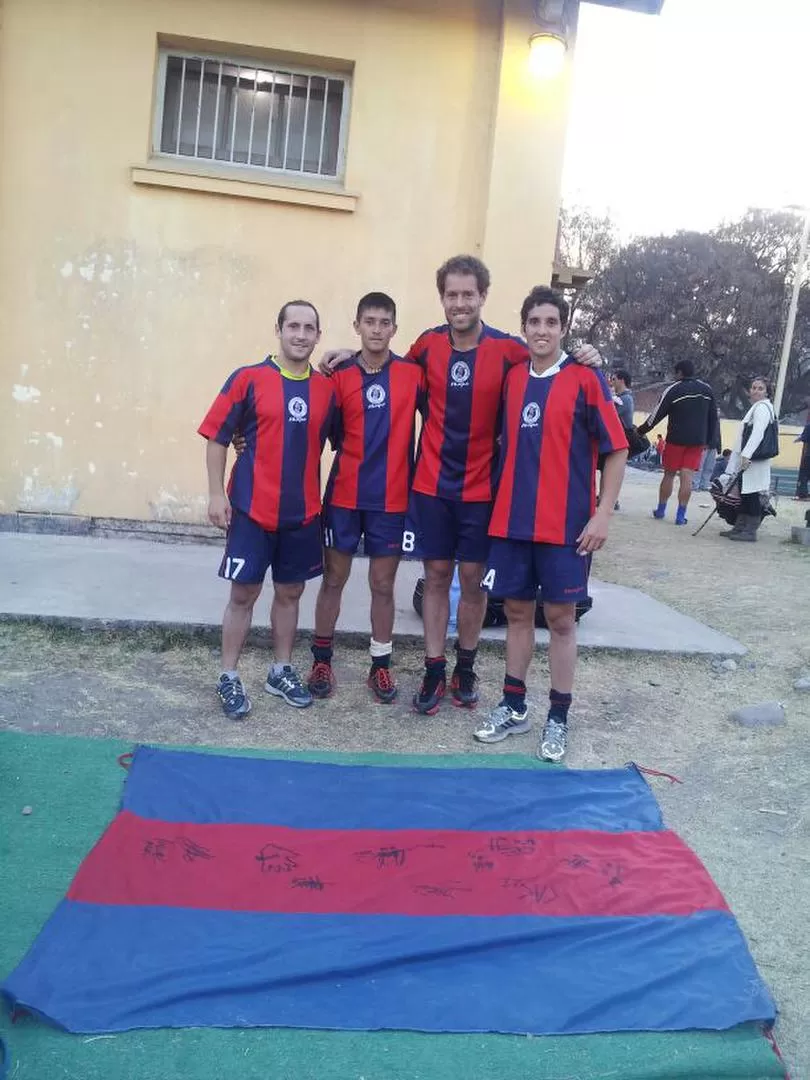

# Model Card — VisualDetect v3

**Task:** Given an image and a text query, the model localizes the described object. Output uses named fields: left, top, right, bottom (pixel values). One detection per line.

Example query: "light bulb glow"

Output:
left=528, top=32, right=567, bottom=79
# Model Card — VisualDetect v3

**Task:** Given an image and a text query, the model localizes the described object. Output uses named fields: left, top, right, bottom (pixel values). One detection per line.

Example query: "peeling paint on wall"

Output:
left=12, top=385, right=41, bottom=403
left=45, top=432, right=64, bottom=449
left=149, top=489, right=208, bottom=524
left=19, top=476, right=80, bottom=512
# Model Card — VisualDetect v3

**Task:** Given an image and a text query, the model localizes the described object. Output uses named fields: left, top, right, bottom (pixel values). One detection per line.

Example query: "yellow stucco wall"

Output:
left=0, top=0, right=575, bottom=522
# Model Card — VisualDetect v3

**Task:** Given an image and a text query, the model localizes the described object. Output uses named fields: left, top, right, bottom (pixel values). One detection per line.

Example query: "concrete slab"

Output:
left=0, top=533, right=745, bottom=655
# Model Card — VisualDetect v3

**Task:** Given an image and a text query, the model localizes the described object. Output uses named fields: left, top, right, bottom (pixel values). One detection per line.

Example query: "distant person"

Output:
left=637, top=360, right=720, bottom=526
left=694, top=428, right=723, bottom=492
left=655, top=434, right=666, bottom=458
left=718, top=377, right=776, bottom=542
left=794, top=400, right=810, bottom=501
left=712, top=449, right=732, bottom=482
left=609, top=368, right=635, bottom=427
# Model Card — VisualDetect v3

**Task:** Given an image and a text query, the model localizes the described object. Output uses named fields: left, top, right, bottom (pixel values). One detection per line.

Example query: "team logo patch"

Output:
left=365, top=383, right=386, bottom=408
left=521, top=401, right=541, bottom=428
left=450, top=360, right=471, bottom=388
left=288, top=396, right=308, bottom=422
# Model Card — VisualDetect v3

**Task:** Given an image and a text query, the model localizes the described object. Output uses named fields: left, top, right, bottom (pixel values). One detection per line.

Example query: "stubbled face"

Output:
left=276, top=305, right=321, bottom=364
left=523, top=303, right=564, bottom=364
left=441, top=273, right=486, bottom=335
left=749, top=379, right=768, bottom=403
left=354, top=307, right=396, bottom=356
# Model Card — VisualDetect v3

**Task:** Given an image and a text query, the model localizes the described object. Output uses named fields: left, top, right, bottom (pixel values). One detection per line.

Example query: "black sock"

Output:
left=454, top=644, right=478, bottom=672
left=371, top=654, right=391, bottom=671
left=311, top=636, right=333, bottom=663
left=425, top=656, right=446, bottom=683
left=503, top=675, right=526, bottom=712
left=548, top=689, right=572, bottom=725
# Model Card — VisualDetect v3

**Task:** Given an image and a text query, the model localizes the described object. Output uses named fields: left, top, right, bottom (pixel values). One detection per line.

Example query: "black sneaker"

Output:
left=307, top=660, right=336, bottom=699
left=450, top=666, right=479, bottom=708
left=216, top=673, right=252, bottom=720
left=265, top=666, right=312, bottom=709
left=413, top=670, right=446, bottom=715
left=368, top=665, right=398, bottom=703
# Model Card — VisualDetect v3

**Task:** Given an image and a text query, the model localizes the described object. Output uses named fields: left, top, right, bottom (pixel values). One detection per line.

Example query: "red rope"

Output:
left=117, top=751, right=134, bottom=770
left=766, top=1029, right=792, bottom=1079
left=634, top=764, right=683, bottom=785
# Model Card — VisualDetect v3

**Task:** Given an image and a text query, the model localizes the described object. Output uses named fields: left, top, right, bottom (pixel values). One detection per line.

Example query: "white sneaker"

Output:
left=539, top=717, right=568, bottom=761
left=474, top=702, right=531, bottom=744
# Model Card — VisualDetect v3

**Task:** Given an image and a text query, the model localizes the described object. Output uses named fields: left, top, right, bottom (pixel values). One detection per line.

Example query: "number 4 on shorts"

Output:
left=224, top=557, right=245, bottom=579
left=481, top=568, right=496, bottom=589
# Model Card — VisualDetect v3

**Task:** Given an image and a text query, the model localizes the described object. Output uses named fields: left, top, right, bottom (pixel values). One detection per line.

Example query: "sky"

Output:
left=562, top=0, right=810, bottom=239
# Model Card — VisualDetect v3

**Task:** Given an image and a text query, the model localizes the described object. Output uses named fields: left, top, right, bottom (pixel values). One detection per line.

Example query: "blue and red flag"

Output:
left=1, top=749, right=776, bottom=1035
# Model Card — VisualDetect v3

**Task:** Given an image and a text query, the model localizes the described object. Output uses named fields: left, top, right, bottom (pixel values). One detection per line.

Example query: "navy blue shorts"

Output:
left=322, top=505, right=405, bottom=558
left=482, top=539, right=590, bottom=603
left=219, top=509, right=323, bottom=586
left=405, top=492, right=492, bottom=563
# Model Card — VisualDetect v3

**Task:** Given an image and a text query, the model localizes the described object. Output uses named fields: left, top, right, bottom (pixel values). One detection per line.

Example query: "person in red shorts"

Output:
left=199, top=301, right=335, bottom=718
left=474, top=286, right=628, bottom=761
left=637, top=360, right=720, bottom=526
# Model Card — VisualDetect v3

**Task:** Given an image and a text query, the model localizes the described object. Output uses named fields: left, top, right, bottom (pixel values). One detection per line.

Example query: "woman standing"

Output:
left=720, top=377, right=776, bottom=542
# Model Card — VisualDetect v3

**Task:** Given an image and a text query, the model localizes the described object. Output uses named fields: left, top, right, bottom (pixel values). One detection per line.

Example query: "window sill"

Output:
left=131, top=160, right=358, bottom=212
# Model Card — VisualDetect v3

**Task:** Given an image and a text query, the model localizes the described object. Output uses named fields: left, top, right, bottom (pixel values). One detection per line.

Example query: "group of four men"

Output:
left=199, top=255, right=628, bottom=762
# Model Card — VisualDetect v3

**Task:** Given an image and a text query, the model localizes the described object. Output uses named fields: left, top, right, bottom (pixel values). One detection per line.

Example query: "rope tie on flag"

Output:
left=632, top=763, right=684, bottom=785
left=117, top=752, right=134, bottom=770
left=765, top=1029, right=792, bottom=1079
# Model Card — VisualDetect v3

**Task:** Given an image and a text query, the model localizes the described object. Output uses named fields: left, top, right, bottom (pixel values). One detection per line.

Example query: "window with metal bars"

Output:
left=156, top=51, right=350, bottom=180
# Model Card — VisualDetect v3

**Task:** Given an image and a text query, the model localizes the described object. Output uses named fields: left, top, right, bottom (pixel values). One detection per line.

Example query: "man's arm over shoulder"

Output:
left=404, top=329, right=437, bottom=367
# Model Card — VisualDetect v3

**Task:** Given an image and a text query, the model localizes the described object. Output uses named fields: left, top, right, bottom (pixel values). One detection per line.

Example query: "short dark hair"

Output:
left=277, top=300, right=320, bottom=331
left=356, top=292, right=397, bottom=323
left=519, top=285, right=569, bottom=330
left=612, top=367, right=632, bottom=388
left=751, top=374, right=773, bottom=397
left=436, top=255, right=491, bottom=297
left=674, top=360, right=694, bottom=378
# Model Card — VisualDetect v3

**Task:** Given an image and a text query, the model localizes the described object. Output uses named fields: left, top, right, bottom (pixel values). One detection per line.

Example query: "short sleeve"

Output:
left=586, top=371, right=629, bottom=455
left=198, top=369, right=249, bottom=445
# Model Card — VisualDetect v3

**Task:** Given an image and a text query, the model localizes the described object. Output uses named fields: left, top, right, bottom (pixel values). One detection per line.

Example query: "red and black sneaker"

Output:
left=307, top=660, right=336, bottom=699
left=450, top=666, right=479, bottom=708
left=413, top=670, right=446, bottom=715
left=368, top=665, right=398, bottom=704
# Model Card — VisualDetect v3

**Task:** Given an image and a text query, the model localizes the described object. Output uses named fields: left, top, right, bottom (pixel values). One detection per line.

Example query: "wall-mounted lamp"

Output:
left=528, top=0, right=571, bottom=79
left=528, top=31, right=567, bottom=79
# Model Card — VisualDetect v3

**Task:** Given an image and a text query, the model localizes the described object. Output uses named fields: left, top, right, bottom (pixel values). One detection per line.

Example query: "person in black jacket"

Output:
left=637, top=360, right=721, bottom=526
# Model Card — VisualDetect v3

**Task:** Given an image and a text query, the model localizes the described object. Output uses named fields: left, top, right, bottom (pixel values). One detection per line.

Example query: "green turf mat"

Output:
left=0, top=730, right=784, bottom=1080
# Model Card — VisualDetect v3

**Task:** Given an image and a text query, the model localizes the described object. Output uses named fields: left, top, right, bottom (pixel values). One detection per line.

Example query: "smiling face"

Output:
left=522, top=302, right=565, bottom=365
left=749, top=378, right=768, bottom=403
left=276, top=304, right=321, bottom=366
left=440, top=272, right=486, bottom=336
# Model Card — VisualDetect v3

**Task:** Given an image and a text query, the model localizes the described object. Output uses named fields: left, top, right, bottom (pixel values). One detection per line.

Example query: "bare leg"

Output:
left=543, top=602, right=577, bottom=694
left=313, top=549, right=353, bottom=638
left=457, top=561, right=487, bottom=651
left=422, top=559, right=454, bottom=656
left=504, top=598, right=536, bottom=682
left=368, top=555, right=400, bottom=642
left=222, top=582, right=263, bottom=670
left=677, top=468, right=694, bottom=508
left=658, top=471, right=676, bottom=504
left=271, top=581, right=306, bottom=664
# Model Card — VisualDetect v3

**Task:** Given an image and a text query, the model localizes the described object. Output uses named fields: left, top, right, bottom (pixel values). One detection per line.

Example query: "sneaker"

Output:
left=307, top=660, right=336, bottom=699
left=265, top=665, right=312, bottom=708
left=413, top=670, right=446, bottom=715
left=216, top=673, right=251, bottom=720
left=450, top=666, right=479, bottom=708
left=539, top=717, right=568, bottom=761
left=474, top=702, right=530, bottom=743
left=652, top=507, right=666, bottom=520
left=368, top=665, right=398, bottom=703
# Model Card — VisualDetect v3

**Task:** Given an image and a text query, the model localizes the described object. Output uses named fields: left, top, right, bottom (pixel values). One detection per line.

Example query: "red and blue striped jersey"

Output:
left=198, top=358, right=336, bottom=532
left=407, top=324, right=527, bottom=502
left=326, top=355, right=426, bottom=513
left=489, top=357, right=628, bottom=545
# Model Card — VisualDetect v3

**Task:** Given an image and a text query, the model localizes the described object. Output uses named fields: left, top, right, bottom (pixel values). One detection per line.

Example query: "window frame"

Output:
left=151, top=47, right=352, bottom=185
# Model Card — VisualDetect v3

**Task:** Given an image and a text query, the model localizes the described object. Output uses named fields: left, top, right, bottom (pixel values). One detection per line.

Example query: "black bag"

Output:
left=412, top=578, right=592, bottom=628
left=742, top=405, right=779, bottom=461
left=625, top=425, right=651, bottom=459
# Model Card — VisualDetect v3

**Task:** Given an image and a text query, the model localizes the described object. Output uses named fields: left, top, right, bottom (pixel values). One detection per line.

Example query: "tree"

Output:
left=567, top=208, right=810, bottom=417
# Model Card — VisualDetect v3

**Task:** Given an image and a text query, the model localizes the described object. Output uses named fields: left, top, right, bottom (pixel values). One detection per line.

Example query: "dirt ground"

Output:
left=1, top=468, right=809, bottom=1075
